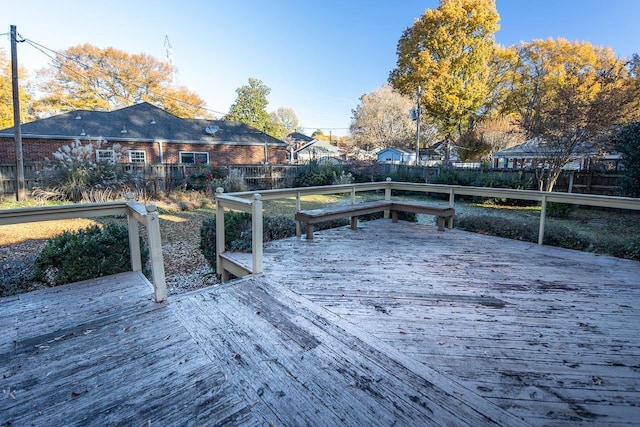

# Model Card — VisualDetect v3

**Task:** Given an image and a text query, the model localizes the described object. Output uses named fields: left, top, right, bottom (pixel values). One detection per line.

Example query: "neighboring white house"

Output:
left=294, top=139, right=343, bottom=164
left=376, top=147, right=416, bottom=164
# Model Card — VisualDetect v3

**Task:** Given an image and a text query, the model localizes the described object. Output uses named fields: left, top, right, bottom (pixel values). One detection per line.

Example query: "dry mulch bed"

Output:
left=0, top=209, right=219, bottom=296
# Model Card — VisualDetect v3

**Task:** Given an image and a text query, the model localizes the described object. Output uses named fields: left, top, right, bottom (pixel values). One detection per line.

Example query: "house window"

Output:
left=129, top=151, right=146, bottom=164
left=180, top=152, right=209, bottom=164
left=96, top=149, right=116, bottom=164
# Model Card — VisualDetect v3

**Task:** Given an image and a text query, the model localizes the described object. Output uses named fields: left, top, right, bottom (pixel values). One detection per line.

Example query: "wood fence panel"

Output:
left=0, top=163, right=623, bottom=198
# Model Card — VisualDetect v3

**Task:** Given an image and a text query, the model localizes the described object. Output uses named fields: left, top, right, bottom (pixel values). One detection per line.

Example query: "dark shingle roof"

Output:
left=287, top=132, right=314, bottom=144
left=0, top=102, right=287, bottom=146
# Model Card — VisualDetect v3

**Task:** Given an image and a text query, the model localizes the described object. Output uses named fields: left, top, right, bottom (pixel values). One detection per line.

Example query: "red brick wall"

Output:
left=0, top=137, right=287, bottom=165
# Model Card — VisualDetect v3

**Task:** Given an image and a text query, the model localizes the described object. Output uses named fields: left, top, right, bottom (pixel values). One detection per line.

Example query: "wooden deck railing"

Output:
left=215, top=188, right=263, bottom=281
left=0, top=194, right=167, bottom=302
left=216, top=180, right=640, bottom=281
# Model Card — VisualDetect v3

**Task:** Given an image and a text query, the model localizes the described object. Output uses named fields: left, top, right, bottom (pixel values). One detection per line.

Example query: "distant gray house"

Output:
left=288, top=133, right=342, bottom=164
left=0, top=102, right=288, bottom=165
left=492, top=138, right=620, bottom=170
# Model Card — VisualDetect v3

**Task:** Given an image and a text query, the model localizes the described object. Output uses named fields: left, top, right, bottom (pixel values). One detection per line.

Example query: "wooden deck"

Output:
left=2, top=220, right=640, bottom=425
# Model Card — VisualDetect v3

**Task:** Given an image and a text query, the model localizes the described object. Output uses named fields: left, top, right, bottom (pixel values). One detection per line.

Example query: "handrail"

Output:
left=0, top=202, right=129, bottom=225
left=214, top=180, right=640, bottom=280
left=215, top=188, right=263, bottom=281
left=0, top=194, right=167, bottom=302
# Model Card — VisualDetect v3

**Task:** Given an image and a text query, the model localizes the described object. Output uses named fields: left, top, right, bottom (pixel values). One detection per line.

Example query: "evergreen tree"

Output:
left=225, top=78, right=283, bottom=138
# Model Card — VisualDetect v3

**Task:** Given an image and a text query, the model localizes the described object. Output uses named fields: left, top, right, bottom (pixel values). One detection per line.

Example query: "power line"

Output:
left=19, top=35, right=228, bottom=118
left=14, top=33, right=355, bottom=131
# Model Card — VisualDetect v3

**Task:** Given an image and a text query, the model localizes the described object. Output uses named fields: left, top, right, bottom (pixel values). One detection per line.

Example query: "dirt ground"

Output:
left=0, top=210, right=218, bottom=295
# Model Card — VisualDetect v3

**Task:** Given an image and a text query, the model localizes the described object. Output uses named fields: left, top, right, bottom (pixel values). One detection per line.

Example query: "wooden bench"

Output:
left=389, top=201, right=455, bottom=232
left=295, top=200, right=454, bottom=240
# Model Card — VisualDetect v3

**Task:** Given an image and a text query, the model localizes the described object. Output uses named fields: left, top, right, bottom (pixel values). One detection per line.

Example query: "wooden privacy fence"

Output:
left=0, top=163, right=301, bottom=196
left=373, top=164, right=624, bottom=196
left=0, top=163, right=624, bottom=198
left=0, top=195, right=167, bottom=302
left=215, top=180, right=640, bottom=282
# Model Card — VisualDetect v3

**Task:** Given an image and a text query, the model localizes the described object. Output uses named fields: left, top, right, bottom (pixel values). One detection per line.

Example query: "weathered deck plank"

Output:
left=0, top=272, right=256, bottom=426
left=3, top=219, right=640, bottom=425
left=258, top=220, right=640, bottom=425
left=172, top=278, right=527, bottom=426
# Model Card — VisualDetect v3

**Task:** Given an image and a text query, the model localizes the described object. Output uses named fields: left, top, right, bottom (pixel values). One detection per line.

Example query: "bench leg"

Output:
left=306, top=224, right=314, bottom=240
left=436, top=216, right=445, bottom=231
left=391, top=210, right=398, bottom=223
left=350, top=216, right=358, bottom=230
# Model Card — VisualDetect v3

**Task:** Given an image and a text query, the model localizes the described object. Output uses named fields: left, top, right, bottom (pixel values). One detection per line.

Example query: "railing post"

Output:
left=538, top=194, right=547, bottom=245
left=296, top=191, right=302, bottom=237
left=384, top=177, right=392, bottom=219
left=448, top=188, right=455, bottom=228
left=215, top=187, right=225, bottom=277
left=125, top=193, right=142, bottom=272
left=145, top=203, right=167, bottom=302
left=252, top=193, right=263, bottom=274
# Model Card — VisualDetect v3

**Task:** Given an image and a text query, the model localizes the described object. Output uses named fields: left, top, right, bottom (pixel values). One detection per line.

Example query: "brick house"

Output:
left=0, top=102, right=288, bottom=165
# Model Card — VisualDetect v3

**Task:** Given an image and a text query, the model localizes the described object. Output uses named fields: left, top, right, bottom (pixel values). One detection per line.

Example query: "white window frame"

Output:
left=96, top=149, right=116, bottom=164
left=179, top=151, right=209, bottom=164
left=128, top=150, right=147, bottom=164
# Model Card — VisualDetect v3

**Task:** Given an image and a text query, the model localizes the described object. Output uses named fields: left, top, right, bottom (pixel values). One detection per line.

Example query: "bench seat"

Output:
left=389, top=202, right=455, bottom=231
left=295, top=200, right=454, bottom=240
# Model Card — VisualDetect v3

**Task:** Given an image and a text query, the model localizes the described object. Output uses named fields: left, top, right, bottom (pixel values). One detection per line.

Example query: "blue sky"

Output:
left=2, top=0, right=638, bottom=136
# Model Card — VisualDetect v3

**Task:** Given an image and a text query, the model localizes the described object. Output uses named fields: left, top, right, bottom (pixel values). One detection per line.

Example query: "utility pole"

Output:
left=415, top=86, right=421, bottom=166
left=10, top=25, right=26, bottom=201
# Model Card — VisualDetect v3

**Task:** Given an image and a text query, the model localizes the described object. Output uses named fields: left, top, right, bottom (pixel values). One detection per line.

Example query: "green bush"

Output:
left=455, top=213, right=640, bottom=261
left=430, top=169, right=534, bottom=190
left=616, top=122, right=640, bottom=198
left=546, top=202, right=572, bottom=218
left=186, top=164, right=227, bottom=192
left=200, top=212, right=298, bottom=272
left=34, top=223, right=149, bottom=286
left=0, top=256, right=38, bottom=297
left=294, top=160, right=346, bottom=187
left=456, top=214, right=538, bottom=242
left=389, top=165, right=425, bottom=183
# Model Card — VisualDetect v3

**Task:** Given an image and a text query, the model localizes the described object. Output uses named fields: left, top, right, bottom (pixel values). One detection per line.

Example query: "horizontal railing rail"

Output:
left=215, top=180, right=640, bottom=281
left=0, top=195, right=167, bottom=302
left=215, top=189, right=263, bottom=281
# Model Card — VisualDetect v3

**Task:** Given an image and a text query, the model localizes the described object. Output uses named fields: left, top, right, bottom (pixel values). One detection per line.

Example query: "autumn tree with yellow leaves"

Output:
left=0, top=48, right=32, bottom=129
left=389, top=0, right=500, bottom=163
left=503, top=38, right=639, bottom=191
left=36, top=44, right=209, bottom=119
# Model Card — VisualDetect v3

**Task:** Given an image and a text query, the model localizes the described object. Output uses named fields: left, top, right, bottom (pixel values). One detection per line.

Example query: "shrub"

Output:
left=0, top=256, right=38, bottom=297
left=333, top=171, right=354, bottom=185
left=543, top=222, right=592, bottom=250
left=34, top=138, right=140, bottom=202
left=455, top=213, right=640, bottom=261
left=34, top=223, right=149, bottom=286
left=546, top=202, right=572, bottom=218
left=389, top=165, right=425, bottom=183
left=200, top=212, right=298, bottom=272
left=222, top=169, right=249, bottom=193
left=186, top=163, right=227, bottom=192
left=456, top=214, right=538, bottom=242
left=294, top=160, right=346, bottom=187
left=616, top=122, right=640, bottom=198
